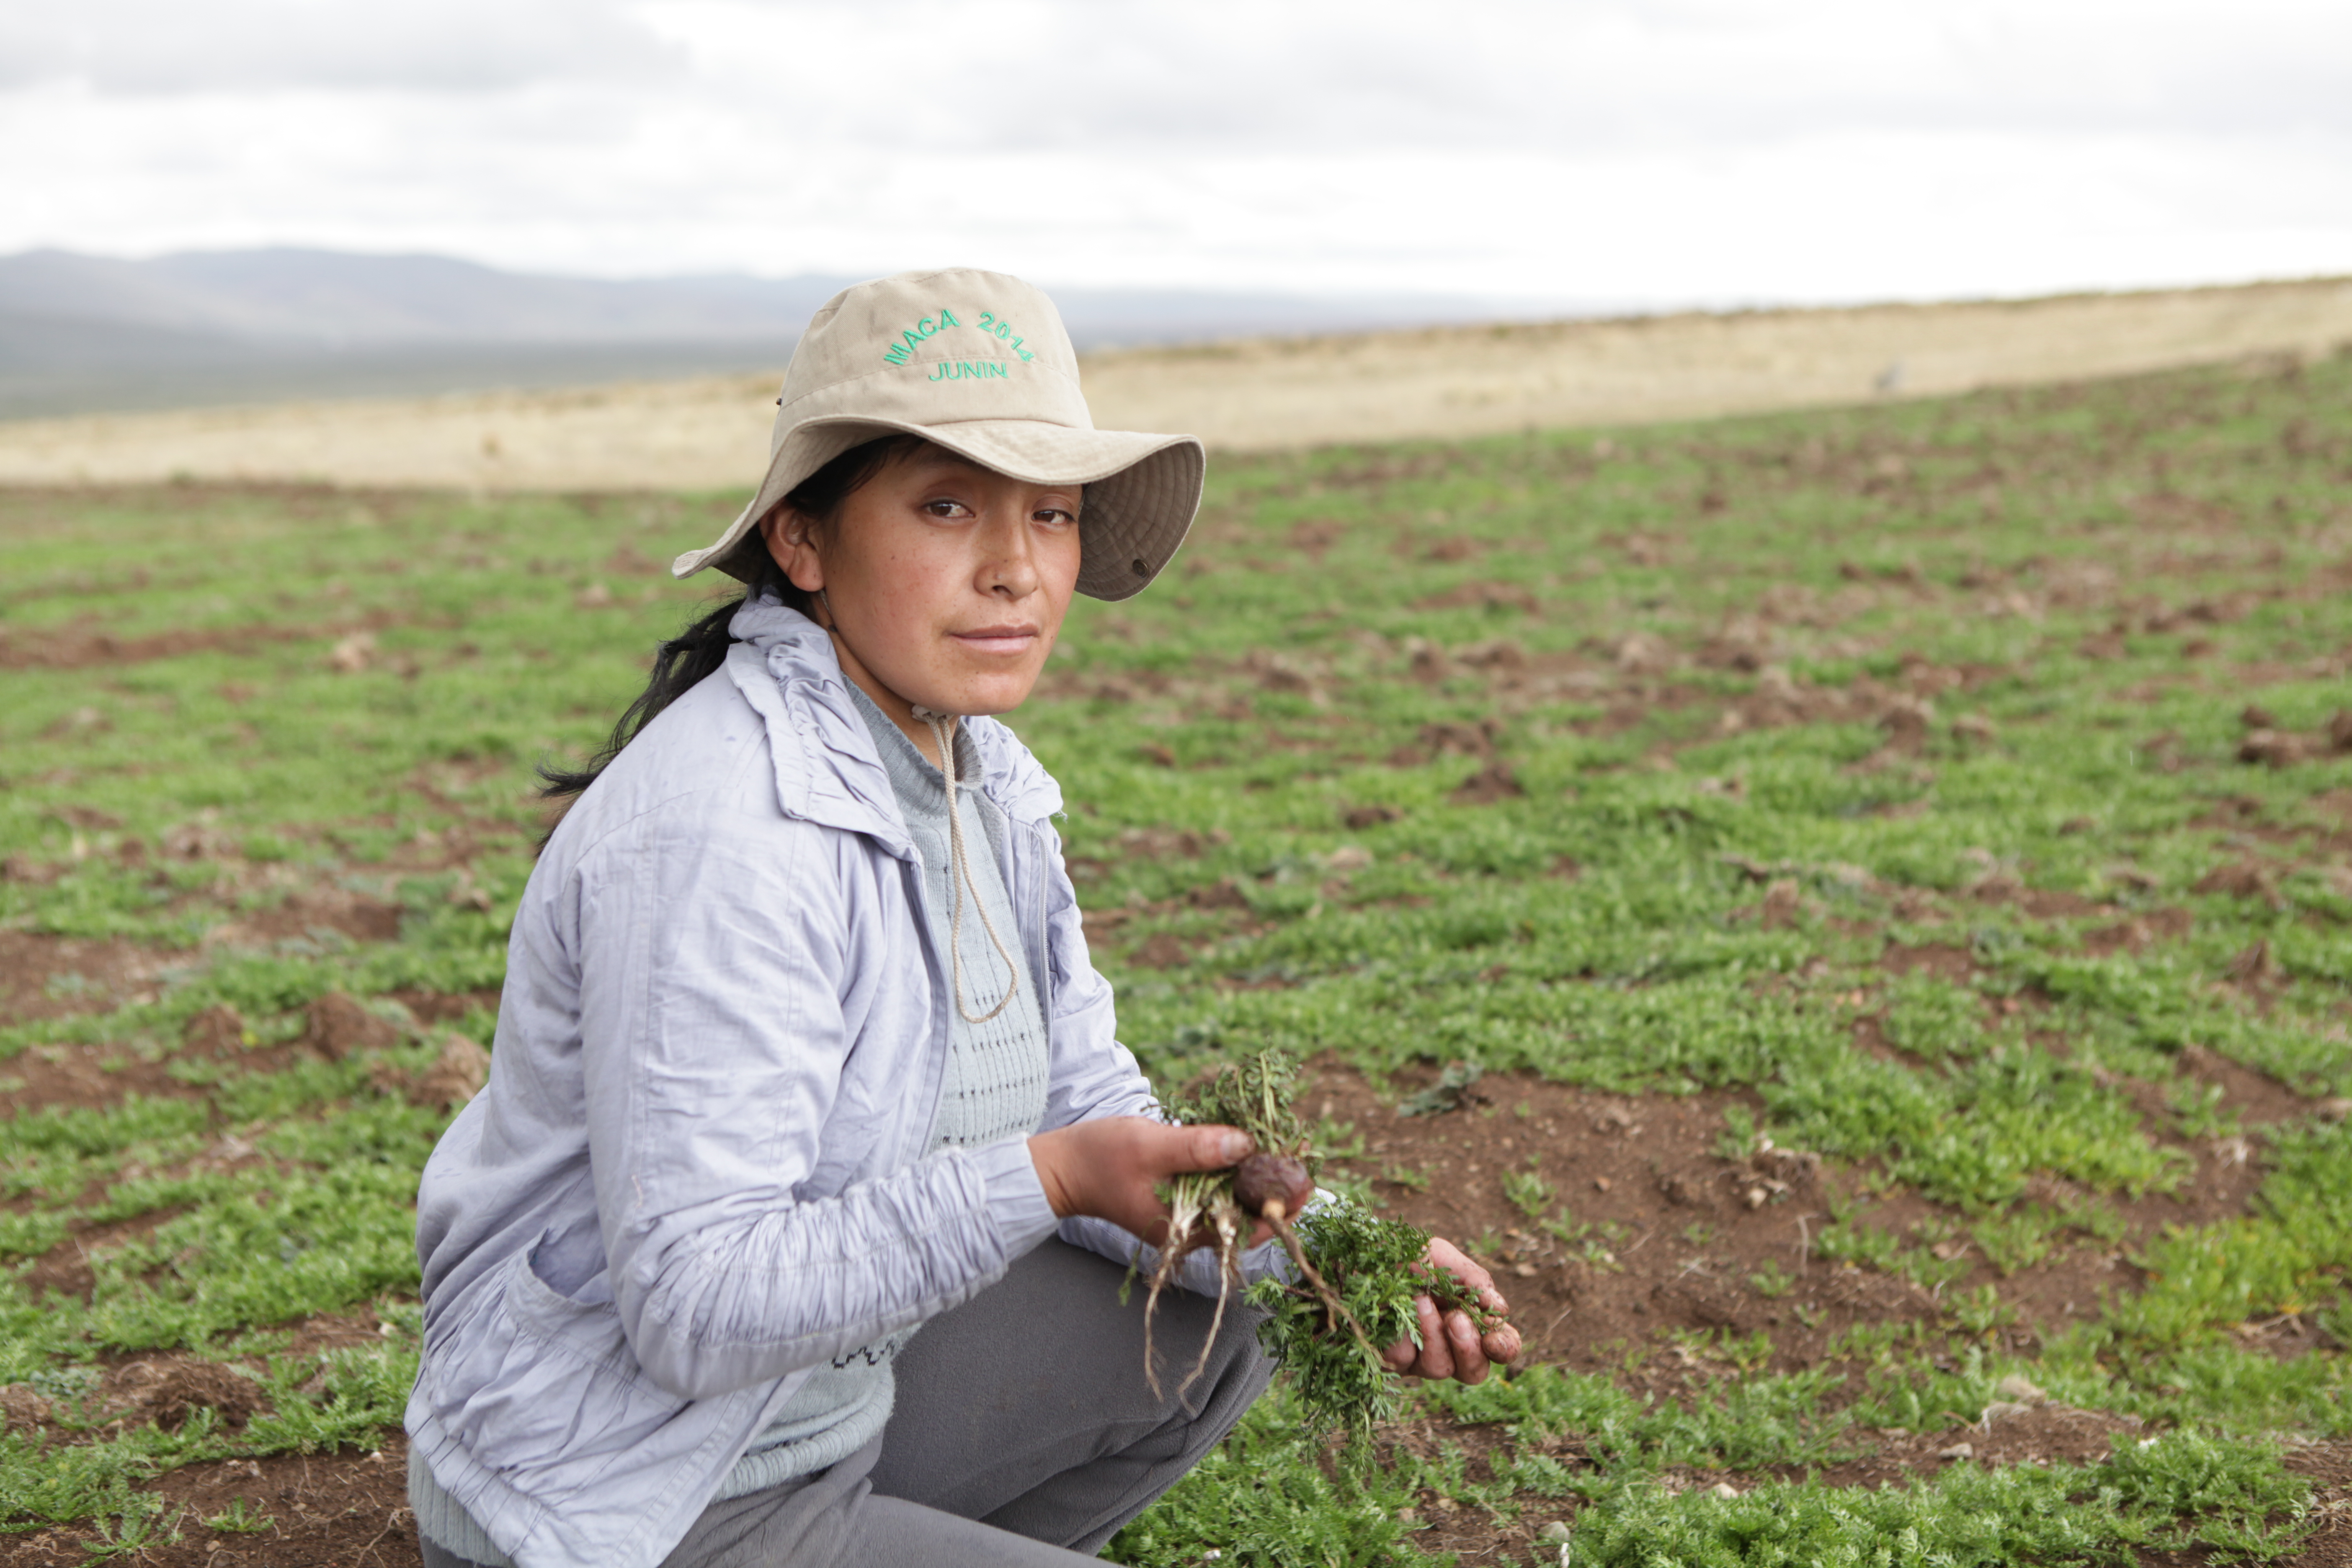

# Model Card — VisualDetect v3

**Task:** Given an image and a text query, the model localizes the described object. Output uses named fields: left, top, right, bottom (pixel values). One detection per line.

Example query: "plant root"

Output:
left=1178, top=1209, right=1243, bottom=1399
left=1142, top=1175, right=1244, bottom=1400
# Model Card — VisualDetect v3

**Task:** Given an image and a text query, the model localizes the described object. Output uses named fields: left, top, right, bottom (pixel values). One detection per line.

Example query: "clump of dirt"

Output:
left=374, top=1033, right=490, bottom=1109
left=3, top=1037, right=196, bottom=1116
left=1411, top=581, right=1538, bottom=614
left=1112, top=825, right=1231, bottom=860
left=2081, top=907, right=2196, bottom=955
left=1448, top=762, right=1525, bottom=805
left=1421, top=719, right=1501, bottom=759
left=0, top=1383, right=55, bottom=1435
left=182, top=1003, right=250, bottom=1058
left=386, top=987, right=503, bottom=1026
left=0, top=932, right=170, bottom=1026
left=413, top=1033, right=490, bottom=1109
left=2232, top=705, right=2352, bottom=770
left=2196, top=859, right=2285, bottom=907
left=1127, top=932, right=1193, bottom=970
left=104, top=1359, right=270, bottom=1433
left=205, top=885, right=405, bottom=948
left=301, top=991, right=402, bottom=1060
left=1188, top=879, right=1255, bottom=912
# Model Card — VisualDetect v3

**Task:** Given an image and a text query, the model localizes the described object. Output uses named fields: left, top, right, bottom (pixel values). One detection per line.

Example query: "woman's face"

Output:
left=759, top=446, right=1083, bottom=723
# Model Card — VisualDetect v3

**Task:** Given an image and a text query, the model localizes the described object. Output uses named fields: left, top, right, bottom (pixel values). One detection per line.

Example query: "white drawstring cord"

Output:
left=915, top=708, right=1021, bottom=1024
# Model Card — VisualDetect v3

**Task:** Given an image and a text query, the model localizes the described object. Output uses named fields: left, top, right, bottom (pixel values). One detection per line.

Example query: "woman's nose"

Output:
left=982, top=513, right=1041, bottom=597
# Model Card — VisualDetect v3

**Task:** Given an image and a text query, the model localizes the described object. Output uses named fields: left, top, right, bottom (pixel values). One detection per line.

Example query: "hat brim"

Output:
left=671, top=416, right=1204, bottom=603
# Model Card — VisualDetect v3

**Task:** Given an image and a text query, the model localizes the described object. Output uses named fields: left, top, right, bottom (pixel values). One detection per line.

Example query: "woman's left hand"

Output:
left=1381, top=1236, right=1522, bottom=1385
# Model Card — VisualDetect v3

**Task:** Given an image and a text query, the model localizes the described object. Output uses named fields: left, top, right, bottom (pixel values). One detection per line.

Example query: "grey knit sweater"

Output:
left=410, top=689, right=1051, bottom=1566
left=715, top=689, right=1052, bottom=1491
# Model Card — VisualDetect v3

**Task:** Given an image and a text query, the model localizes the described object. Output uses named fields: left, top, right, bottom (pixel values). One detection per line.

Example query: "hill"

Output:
left=0, top=274, right=2344, bottom=492
left=0, top=248, right=1523, bottom=418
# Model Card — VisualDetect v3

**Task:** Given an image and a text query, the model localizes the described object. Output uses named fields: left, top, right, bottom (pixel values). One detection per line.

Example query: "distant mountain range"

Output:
left=0, top=248, right=1550, bottom=418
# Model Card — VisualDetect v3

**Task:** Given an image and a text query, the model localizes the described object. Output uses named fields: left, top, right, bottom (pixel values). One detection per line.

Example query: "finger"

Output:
left=1432, top=1246, right=1511, bottom=1314
left=1413, top=1296, right=1453, bottom=1380
left=1171, top=1123, right=1255, bottom=1171
left=1428, top=1238, right=1497, bottom=1294
left=1447, top=1310, right=1488, bottom=1385
left=1383, top=1338, right=1418, bottom=1372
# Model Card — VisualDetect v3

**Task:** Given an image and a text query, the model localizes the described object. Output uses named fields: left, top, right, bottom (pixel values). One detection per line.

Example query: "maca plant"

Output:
left=1147, top=1051, right=1495, bottom=1438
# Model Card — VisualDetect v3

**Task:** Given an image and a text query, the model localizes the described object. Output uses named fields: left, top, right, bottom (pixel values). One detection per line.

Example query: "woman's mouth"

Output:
left=952, top=624, right=1040, bottom=657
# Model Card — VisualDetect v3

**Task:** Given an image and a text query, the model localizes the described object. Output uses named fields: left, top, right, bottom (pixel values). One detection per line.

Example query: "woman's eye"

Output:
left=922, top=498, right=973, bottom=519
left=1036, top=507, right=1078, bottom=527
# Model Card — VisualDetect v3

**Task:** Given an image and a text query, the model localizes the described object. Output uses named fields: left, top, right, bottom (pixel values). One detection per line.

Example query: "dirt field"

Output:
left=0, top=1043, right=2331, bottom=1568
left=6, top=349, right=2352, bottom=1565
left=0, top=275, right=2345, bottom=495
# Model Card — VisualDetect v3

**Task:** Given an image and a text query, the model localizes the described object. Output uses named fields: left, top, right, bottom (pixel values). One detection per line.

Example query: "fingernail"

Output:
left=1219, top=1130, right=1253, bottom=1162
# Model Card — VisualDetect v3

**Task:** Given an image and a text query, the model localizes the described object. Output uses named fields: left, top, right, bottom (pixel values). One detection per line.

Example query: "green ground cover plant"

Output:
left=4, top=348, right=2350, bottom=1561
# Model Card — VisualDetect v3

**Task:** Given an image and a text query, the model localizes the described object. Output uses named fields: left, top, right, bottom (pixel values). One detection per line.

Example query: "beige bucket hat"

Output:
left=673, top=268, right=1204, bottom=601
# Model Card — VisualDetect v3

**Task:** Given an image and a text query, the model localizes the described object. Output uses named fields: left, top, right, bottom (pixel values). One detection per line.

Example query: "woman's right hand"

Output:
left=1027, top=1118, right=1254, bottom=1245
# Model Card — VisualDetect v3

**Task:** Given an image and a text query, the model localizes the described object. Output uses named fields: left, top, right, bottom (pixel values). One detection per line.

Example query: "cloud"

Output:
left=0, top=0, right=2344, bottom=302
left=636, top=0, right=2352, bottom=152
left=0, top=0, right=681, bottom=93
left=11, top=0, right=2345, bottom=141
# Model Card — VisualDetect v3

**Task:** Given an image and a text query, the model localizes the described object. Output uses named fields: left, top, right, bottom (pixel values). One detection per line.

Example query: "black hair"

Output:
left=537, top=433, right=928, bottom=816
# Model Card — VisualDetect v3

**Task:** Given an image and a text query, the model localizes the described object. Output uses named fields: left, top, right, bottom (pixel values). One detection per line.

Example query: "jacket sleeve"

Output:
left=575, top=798, right=1057, bottom=1402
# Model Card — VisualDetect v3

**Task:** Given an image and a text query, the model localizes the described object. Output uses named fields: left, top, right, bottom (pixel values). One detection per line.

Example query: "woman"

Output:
left=404, top=270, right=1519, bottom=1568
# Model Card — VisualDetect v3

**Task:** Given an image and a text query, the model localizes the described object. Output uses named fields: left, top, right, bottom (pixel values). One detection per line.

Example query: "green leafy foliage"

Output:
left=1247, top=1203, right=1471, bottom=1439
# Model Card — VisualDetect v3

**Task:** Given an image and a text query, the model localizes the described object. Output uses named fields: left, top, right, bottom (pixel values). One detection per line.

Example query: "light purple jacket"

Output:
left=405, top=598, right=1197, bottom=1568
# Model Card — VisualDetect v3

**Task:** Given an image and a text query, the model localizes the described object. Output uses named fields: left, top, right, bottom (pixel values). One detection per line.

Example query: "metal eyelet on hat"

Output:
left=1132, top=558, right=1149, bottom=576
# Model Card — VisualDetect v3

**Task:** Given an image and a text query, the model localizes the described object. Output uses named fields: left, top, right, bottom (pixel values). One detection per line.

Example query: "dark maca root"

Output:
left=1233, top=1153, right=1313, bottom=1217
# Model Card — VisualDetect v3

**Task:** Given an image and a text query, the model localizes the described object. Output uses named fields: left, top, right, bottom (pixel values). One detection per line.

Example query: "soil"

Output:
left=10, top=522, right=2352, bottom=1563
left=2287, top=1442, right=2352, bottom=1568
left=0, top=931, right=179, bottom=1029
left=0, top=621, right=328, bottom=673
left=1293, top=1054, right=2328, bottom=1376
left=7, top=859, right=2346, bottom=1547
left=0, top=1441, right=420, bottom=1568
left=0, top=1031, right=2339, bottom=1565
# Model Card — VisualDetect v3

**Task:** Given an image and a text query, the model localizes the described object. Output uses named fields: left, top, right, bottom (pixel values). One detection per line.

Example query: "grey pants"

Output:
left=420, top=1239, right=1272, bottom=1567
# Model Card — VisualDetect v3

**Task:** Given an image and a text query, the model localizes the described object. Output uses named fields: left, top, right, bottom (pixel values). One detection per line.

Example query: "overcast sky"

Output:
left=3, top=0, right=2347, bottom=307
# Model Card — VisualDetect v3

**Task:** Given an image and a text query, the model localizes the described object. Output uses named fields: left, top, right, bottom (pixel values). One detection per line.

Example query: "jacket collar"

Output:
left=722, top=595, right=1063, bottom=856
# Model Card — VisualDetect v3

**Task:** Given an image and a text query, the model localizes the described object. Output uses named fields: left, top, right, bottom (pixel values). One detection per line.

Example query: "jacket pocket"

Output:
left=425, top=1249, right=654, bottom=1474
